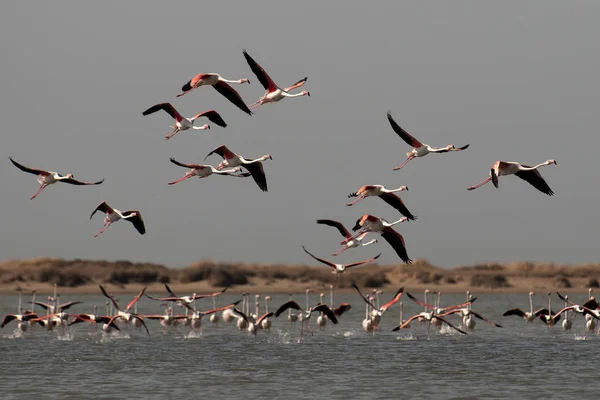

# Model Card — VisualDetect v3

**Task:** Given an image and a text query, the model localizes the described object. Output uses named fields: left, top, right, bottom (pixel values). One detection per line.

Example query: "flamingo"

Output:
left=386, top=111, right=469, bottom=171
left=398, top=302, right=410, bottom=329
left=209, top=296, right=220, bottom=326
left=261, top=296, right=272, bottom=331
left=302, top=246, right=381, bottom=282
left=186, top=300, right=241, bottom=332
left=362, top=299, right=374, bottom=333
left=316, top=219, right=378, bottom=256
left=233, top=308, right=273, bottom=336
left=145, top=284, right=228, bottom=312
left=392, top=307, right=467, bottom=340
left=467, top=160, right=557, bottom=195
left=275, top=301, right=338, bottom=343
left=69, top=305, right=121, bottom=333
left=1, top=290, right=42, bottom=331
left=537, top=293, right=561, bottom=327
left=352, top=283, right=404, bottom=329
left=143, top=304, right=186, bottom=334
left=176, top=72, right=252, bottom=115
left=204, top=144, right=272, bottom=192
left=298, top=289, right=312, bottom=322
left=316, top=293, right=327, bottom=330
left=99, top=285, right=150, bottom=335
left=242, top=49, right=309, bottom=110
left=287, top=293, right=299, bottom=325
left=346, top=214, right=411, bottom=264
left=439, top=292, right=502, bottom=331
left=503, top=292, right=538, bottom=322
left=236, top=293, right=249, bottom=331
left=142, top=103, right=227, bottom=140
left=347, top=185, right=417, bottom=221
left=168, top=158, right=251, bottom=185
left=329, top=284, right=351, bottom=317
left=90, top=201, right=145, bottom=237
left=554, top=292, right=600, bottom=332
left=9, top=157, right=104, bottom=200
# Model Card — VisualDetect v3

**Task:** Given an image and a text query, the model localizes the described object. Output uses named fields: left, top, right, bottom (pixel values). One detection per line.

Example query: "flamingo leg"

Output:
left=30, top=184, right=48, bottom=200
left=331, top=245, right=348, bottom=256
left=248, top=99, right=263, bottom=109
left=168, top=174, right=194, bottom=185
left=299, top=320, right=304, bottom=343
left=165, top=127, right=180, bottom=140
left=467, top=177, right=492, bottom=191
left=93, top=221, right=112, bottom=237
left=305, top=321, right=314, bottom=336
left=393, top=156, right=414, bottom=171
left=346, top=195, right=366, bottom=206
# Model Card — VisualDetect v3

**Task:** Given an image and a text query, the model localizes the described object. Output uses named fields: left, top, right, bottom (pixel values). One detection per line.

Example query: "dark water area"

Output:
left=1, top=292, right=598, bottom=399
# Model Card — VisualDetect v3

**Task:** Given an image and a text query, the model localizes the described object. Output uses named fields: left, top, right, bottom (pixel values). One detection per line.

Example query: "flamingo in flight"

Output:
left=302, top=246, right=381, bottom=282
left=99, top=285, right=150, bottom=335
left=242, top=50, right=310, bottom=110
left=329, top=284, right=352, bottom=317
left=347, top=185, right=416, bottom=221
left=233, top=308, right=273, bottom=336
left=145, top=284, right=228, bottom=312
left=142, top=103, right=227, bottom=140
left=176, top=72, right=251, bottom=115
left=502, top=292, right=537, bottom=322
left=316, top=219, right=377, bottom=256
left=345, top=214, right=411, bottom=264
left=167, top=157, right=251, bottom=185
left=275, top=301, right=338, bottom=343
left=1, top=290, right=42, bottom=331
left=9, top=157, right=104, bottom=200
left=352, top=283, right=404, bottom=329
left=548, top=292, right=599, bottom=328
left=386, top=111, right=469, bottom=171
left=204, top=144, right=272, bottom=192
left=90, top=201, right=146, bottom=237
left=467, top=160, right=557, bottom=195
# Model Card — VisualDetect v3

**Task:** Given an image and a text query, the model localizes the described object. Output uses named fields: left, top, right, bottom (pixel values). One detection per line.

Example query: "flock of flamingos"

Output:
left=3, top=284, right=600, bottom=342
left=4, top=49, right=575, bottom=342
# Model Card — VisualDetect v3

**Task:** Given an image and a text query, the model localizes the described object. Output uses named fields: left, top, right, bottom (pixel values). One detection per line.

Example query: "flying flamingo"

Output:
left=352, top=283, right=404, bottom=329
left=467, top=160, right=557, bottom=195
left=69, top=305, right=121, bottom=334
left=386, top=111, right=469, bottom=171
left=99, top=285, right=150, bottom=335
left=204, top=144, right=272, bottom=192
left=538, top=292, right=561, bottom=327
left=1, top=290, right=42, bottom=331
left=275, top=301, right=338, bottom=343
left=438, top=292, right=502, bottom=331
left=347, top=214, right=411, bottom=264
left=395, top=291, right=469, bottom=339
left=502, top=292, right=537, bottom=322
left=176, top=72, right=252, bottom=115
left=145, top=284, right=228, bottom=312
left=142, top=103, right=227, bottom=140
left=167, top=158, right=250, bottom=185
left=10, top=157, right=104, bottom=200
left=90, top=201, right=146, bottom=237
left=347, top=185, right=416, bottom=221
left=233, top=308, right=273, bottom=336
left=316, top=293, right=327, bottom=330
left=554, top=292, right=599, bottom=333
left=287, top=293, right=299, bottom=325
left=302, top=246, right=381, bottom=282
left=329, top=284, right=351, bottom=317
left=186, top=300, right=241, bottom=332
left=316, top=219, right=378, bottom=256
left=242, top=49, right=309, bottom=110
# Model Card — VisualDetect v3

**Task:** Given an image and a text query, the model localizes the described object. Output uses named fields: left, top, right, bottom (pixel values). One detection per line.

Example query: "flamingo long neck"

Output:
left=363, top=239, right=377, bottom=246
left=265, top=299, right=269, bottom=314
left=389, top=186, right=407, bottom=193
left=192, top=125, right=207, bottom=130
left=520, top=161, right=553, bottom=171
left=389, top=218, right=406, bottom=227
left=305, top=291, right=310, bottom=311
left=31, top=291, right=36, bottom=314
left=547, top=294, right=551, bottom=316
left=330, top=287, right=334, bottom=308
left=255, top=301, right=259, bottom=318
left=219, top=78, right=245, bottom=84
left=376, top=293, right=381, bottom=309
left=529, top=293, right=533, bottom=315
left=288, top=294, right=293, bottom=317
left=212, top=297, right=217, bottom=310
left=17, top=292, right=22, bottom=314
left=399, top=302, right=403, bottom=323
left=365, top=303, right=369, bottom=320
left=424, top=291, right=429, bottom=312
left=282, top=91, right=306, bottom=98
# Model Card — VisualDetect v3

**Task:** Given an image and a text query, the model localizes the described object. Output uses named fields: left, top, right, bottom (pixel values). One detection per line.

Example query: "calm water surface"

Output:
left=1, top=292, right=598, bottom=399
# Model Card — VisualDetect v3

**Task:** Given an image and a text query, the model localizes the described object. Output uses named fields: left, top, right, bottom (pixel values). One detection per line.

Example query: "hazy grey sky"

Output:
left=1, top=1, right=598, bottom=268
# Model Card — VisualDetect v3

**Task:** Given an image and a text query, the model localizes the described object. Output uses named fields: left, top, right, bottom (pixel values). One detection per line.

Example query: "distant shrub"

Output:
left=38, top=267, right=88, bottom=287
left=362, top=272, right=390, bottom=288
left=106, top=269, right=161, bottom=285
left=445, top=276, right=457, bottom=284
left=556, top=277, right=572, bottom=288
left=470, top=274, right=510, bottom=289
left=588, top=278, right=600, bottom=288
